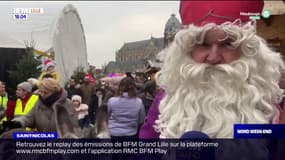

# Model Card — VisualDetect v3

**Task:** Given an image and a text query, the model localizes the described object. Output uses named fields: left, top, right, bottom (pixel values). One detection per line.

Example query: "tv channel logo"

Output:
left=261, top=10, right=271, bottom=19
left=12, top=8, right=43, bottom=20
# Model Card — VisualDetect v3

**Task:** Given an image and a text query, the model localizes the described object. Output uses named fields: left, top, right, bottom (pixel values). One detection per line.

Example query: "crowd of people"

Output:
left=64, top=73, right=158, bottom=138
left=0, top=61, right=159, bottom=138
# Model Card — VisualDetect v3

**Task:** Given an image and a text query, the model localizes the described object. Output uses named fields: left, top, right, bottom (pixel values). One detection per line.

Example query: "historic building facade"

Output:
left=115, top=37, right=164, bottom=72
left=105, top=14, right=182, bottom=73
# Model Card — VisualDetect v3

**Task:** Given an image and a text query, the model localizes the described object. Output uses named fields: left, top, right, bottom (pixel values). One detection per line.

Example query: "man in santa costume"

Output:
left=140, top=0, right=284, bottom=139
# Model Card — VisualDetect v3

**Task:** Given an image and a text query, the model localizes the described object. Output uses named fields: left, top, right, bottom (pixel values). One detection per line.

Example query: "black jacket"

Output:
left=66, top=86, right=82, bottom=99
left=88, top=94, right=98, bottom=124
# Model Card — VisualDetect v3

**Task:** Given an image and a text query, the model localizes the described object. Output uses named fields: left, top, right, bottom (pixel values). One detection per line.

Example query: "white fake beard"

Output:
left=155, top=56, right=282, bottom=138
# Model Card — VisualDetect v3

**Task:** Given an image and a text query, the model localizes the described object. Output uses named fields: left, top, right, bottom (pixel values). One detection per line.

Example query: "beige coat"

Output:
left=13, top=90, right=81, bottom=138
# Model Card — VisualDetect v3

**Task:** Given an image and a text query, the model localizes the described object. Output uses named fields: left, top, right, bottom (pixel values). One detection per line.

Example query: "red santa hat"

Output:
left=84, top=72, right=96, bottom=83
left=44, top=59, right=55, bottom=70
left=179, top=0, right=264, bottom=26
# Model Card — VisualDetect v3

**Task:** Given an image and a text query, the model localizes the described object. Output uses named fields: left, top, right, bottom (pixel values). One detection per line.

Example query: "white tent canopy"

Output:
left=0, top=3, right=88, bottom=85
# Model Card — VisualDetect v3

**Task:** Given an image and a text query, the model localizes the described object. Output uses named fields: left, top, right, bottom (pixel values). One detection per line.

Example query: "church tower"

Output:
left=164, top=13, right=182, bottom=47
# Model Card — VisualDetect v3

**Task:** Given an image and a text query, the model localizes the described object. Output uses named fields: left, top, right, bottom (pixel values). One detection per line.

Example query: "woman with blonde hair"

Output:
left=8, top=78, right=80, bottom=138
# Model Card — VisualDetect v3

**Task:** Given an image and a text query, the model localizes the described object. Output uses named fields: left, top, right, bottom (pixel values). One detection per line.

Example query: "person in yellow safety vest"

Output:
left=10, top=78, right=81, bottom=138
left=0, top=81, right=8, bottom=120
left=4, top=82, right=38, bottom=122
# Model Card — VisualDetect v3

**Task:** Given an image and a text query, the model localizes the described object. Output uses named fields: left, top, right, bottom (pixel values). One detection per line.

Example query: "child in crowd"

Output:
left=72, top=95, right=90, bottom=129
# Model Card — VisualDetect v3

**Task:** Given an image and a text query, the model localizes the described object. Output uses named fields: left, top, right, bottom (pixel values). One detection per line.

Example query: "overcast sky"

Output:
left=74, top=1, right=181, bottom=68
left=0, top=1, right=180, bottom=68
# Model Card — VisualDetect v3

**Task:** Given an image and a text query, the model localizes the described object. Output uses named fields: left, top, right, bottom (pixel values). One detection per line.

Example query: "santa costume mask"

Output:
left=155, top=0, right=285, bottom=138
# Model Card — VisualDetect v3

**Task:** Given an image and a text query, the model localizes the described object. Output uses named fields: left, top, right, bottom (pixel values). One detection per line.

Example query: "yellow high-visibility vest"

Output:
left=0, top=116, right=6, bottom=123
left=0, top=95, right=8, bottom=110
left=0, top=96, right=8, bottom=124
left=14, top=94, right=38, bottom=116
